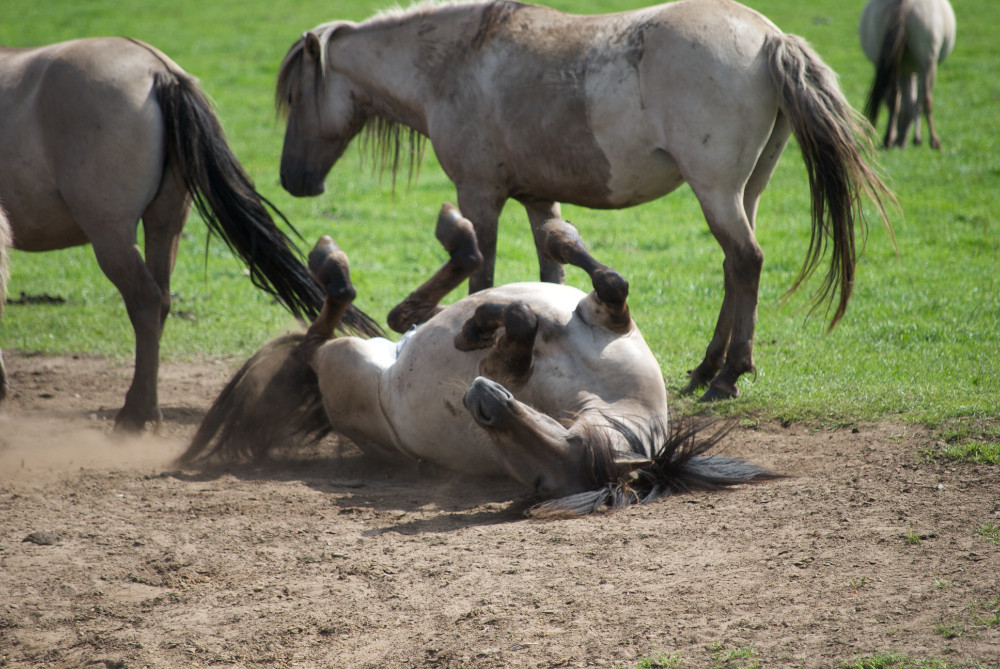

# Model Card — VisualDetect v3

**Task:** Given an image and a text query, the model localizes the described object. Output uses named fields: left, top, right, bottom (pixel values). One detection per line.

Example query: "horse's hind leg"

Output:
left=386, top=203, right=483, bottom=333
left=919, top=61, right=942, bottom=149
left=88, top=226, right=169, bottom=432
left=305, top=237, right=358, bottom=342
left=538, top=217, right=630, bottom=332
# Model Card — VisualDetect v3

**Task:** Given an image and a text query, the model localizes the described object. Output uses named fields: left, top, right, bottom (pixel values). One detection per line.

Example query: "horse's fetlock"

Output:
left=453, top=247, right=484, bottom=275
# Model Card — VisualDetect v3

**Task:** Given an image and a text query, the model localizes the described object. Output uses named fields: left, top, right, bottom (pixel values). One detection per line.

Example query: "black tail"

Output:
left=154, top=71, right=381, bottom=336
left=865, top=0, right=908, bottom=125
left=178, top=334, right=332, bottom=464
left=530, top=416, right=783, bottom=518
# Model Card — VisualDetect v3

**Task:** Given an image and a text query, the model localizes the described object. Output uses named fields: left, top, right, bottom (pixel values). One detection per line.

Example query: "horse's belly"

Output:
left=379, top=284, right=590, bottom=475
left=1, top=190, right=89, bottom=251
left=601, top=148, right=684, bottom=207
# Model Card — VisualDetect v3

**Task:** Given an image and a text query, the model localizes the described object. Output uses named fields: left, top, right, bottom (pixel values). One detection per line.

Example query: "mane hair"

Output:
left=529, top=414, right=783, bottom=518
left=360, top=117, right=428, bottom=192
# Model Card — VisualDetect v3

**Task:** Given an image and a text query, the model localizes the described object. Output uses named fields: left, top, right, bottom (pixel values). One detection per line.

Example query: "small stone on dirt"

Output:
left=22, top=531, right=61, bottom=546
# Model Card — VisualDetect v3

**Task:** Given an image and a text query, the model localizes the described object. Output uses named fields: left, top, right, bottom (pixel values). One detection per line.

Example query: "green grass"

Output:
left=842, top=652, right=951, bottom=669
left=923, top=425, right=1000, bottom=464
left=2, top=0, right=998, bottom=429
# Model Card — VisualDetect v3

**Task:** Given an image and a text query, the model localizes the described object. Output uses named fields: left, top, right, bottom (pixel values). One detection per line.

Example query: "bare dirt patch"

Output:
left=1, top=349, right=997, bottom=668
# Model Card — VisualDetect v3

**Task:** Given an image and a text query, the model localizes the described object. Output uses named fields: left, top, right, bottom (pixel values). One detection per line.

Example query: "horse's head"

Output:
left=462, top=376, right=652, bottom=500
left=276, top=22, right=365, bottom=197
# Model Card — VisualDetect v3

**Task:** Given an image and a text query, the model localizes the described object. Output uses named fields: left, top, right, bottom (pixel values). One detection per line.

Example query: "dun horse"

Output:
left=181, top=204, right=779, bottom=516
left=0, top=38, right=378, bottom=431
left=276, top=0, right=894, bottom=402
left=860, top=0, right=956, bottom=149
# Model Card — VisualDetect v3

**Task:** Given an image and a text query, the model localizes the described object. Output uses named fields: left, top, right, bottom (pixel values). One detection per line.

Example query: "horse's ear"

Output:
left=613, top=455, right=653, bottom=479
left=304, top=31, right=323, bottom=60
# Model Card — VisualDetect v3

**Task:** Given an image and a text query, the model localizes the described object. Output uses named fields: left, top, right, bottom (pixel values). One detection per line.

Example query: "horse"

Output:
left=180, top=203, right=780, bottom=516
left=0, top=202, right=10, bottom=404
left=0, top=37, right=379, bottom=431
left=860, top=0, right=956, bottom=149
left=275, top=0, right=894, bottom=402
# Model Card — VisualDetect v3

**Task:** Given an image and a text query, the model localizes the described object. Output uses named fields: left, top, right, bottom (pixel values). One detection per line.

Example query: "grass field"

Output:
left=1, top=0, right=997, bottom=428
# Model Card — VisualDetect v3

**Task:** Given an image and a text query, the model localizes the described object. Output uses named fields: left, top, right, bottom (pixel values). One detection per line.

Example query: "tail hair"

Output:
left=154, top=71, right=381, bottom=337
left=864, top=0, right=908, bottom=124
left=765, top=33, right=895, bottom=329
left=178, top=334, right=331, bottom=464
left=529, top=416, right=782, bottom=518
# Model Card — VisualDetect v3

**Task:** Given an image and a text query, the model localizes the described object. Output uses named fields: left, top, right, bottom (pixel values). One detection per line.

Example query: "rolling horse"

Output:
left=275, top=0, right=894, bottom=402
left=180, top=204, right=780, bottom=516
left=0, top=38, right=378, bottom=431
left=860, top=0, right=956, bottom=149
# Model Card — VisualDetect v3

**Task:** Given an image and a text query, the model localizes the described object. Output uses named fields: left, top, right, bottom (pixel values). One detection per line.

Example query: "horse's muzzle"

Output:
left=280, top=171, right=326, bottom=197
left=463, top=377, right=516, bottom=427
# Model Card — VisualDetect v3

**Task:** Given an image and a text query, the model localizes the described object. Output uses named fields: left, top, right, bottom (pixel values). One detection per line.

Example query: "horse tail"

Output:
left=153, top=70, right=382, bottom=336
left=178, top=334, right=332, bottom=464
left=0, top=201, right=11, bottom=402
left=864, top=0, right=908, bottom=124
left=529, top=416, right=782, bottom=518
left=764, top=33, right=894, bottom=329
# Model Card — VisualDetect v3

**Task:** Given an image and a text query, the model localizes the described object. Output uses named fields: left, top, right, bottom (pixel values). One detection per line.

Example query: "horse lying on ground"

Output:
left=276, top=0, right=894, bottom=402
left=860, top=0, right=956, bottom=149
left=0, top=38, right=378, bottom=431
left=181, top=204, right=780, bottom=517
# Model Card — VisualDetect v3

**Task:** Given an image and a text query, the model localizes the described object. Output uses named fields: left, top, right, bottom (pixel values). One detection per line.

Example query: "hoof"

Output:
left=698, top=382, right=738, bottom=402
left=113, top=408, right=162, bottom=434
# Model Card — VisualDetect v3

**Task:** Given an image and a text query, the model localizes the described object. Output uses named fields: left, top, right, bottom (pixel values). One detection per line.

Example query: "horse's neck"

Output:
left=334, top=5, right=486, bottom=133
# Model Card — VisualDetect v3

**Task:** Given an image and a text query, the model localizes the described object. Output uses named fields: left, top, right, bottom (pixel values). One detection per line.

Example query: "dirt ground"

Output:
left=0, top=349, right=997, bottom=668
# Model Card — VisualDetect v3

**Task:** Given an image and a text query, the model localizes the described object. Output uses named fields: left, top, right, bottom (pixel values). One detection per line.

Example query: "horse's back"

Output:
left=445, top=0, right=783, bottom=207
left=0, top=38, right=181, bottom=251
left=381, top=282, right=666, bottom=473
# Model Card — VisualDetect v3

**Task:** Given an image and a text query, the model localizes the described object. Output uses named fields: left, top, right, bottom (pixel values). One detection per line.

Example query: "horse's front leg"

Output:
left=454, top=301, right=539, bottom=390
left=455, top=190, right=503, bottom=293
left=386, top=203, right=482, bottom=333
left=522, top=198, right=566, bottom=284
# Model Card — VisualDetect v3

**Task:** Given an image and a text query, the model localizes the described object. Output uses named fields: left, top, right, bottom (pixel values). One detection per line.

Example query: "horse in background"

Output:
left=180, top=204, right=780, bottom=517
left=0, top=37, right=378, bottom=431
left=860, top=0, right=956, bottom=149
left=276, top=0, right=894, bottom=402
left=0, top=202, right=10, bottom=404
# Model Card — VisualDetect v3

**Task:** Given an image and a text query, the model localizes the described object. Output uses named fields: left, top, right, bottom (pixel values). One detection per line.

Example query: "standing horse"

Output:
left=0, top=37, right=378, bottom=431
left=276, top=0, right=893, bottom=401
left=181, top=203, right=779, bottom=516
left=860, top=0, right=956, bottom=149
